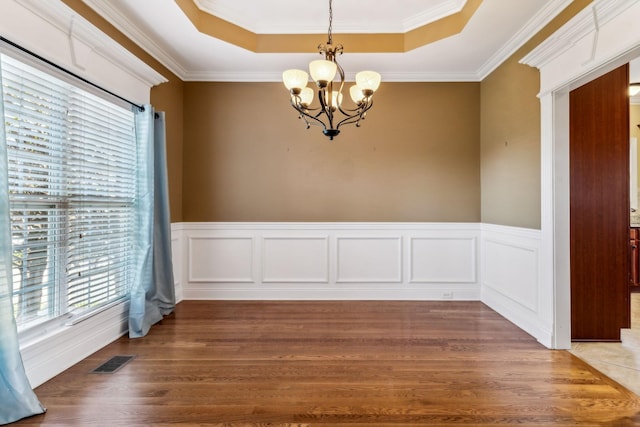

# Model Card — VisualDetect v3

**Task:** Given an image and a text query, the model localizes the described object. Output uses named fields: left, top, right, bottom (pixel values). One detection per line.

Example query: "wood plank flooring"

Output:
left=14, top=301, right=640, bottom=426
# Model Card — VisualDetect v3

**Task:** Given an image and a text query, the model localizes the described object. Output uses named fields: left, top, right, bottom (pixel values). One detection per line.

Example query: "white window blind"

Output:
left=1, top=53, right=137, bottom=330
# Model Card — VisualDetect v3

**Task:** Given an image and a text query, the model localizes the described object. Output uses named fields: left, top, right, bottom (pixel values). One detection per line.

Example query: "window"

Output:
left=1, top=53, right=137, bottom=331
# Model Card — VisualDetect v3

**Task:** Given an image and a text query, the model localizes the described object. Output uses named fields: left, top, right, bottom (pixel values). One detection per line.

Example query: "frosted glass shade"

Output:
left=350, top=85, right=365, bottom=103
left=329, top=90, right=343, bottom=107
left=309, top=60, right=337, bottom=85
left=283, top=69, right=308, bottom=91
left=355, top=71, right=381, bottom=92
left=299, top=87, right=314, bottom=106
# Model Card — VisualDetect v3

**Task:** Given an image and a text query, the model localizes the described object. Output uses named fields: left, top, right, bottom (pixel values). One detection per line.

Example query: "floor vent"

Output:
left=91, top=355, right=136, bottom=374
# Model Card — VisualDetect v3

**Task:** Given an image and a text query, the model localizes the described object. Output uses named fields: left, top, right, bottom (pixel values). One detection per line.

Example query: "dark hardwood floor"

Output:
left=14, top=301, right=640, bottom=426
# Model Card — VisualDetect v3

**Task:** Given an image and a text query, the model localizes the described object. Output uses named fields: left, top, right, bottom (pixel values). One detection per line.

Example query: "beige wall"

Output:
left=480, top=0, right=593, bottom=230
left=182, top=82, right=481, bottom=222
left=151, top=80, right=185, bottom=222
left=480, top=57, right=541, bottom=229
left=62, top=0, right=594, bottom=227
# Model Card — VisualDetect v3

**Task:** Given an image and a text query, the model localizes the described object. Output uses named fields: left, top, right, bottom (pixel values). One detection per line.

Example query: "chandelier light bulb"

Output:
left=328, top=90, right=343, bottom=110
left=355, top=71, right=381, bottom=94
left=350, top=84, right=365, bottom=104
left=299, top=87, right=314, bottom=107
left=282, top=69, right=309, bottom=92
left=309, top=60, right=337, bottom=87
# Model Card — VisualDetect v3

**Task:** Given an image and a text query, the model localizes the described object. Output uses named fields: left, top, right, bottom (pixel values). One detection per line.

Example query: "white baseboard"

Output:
left=20, top=301, right=129, bottom=388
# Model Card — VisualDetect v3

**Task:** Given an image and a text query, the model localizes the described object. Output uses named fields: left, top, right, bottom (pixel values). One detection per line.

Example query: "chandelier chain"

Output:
left=328, top=0, right=333, bottom=45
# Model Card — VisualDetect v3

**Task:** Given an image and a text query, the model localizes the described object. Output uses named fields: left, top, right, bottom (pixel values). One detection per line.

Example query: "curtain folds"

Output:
left=129, top=107, right=175, bottom=338
left=0, top=60, right=46, bottom=425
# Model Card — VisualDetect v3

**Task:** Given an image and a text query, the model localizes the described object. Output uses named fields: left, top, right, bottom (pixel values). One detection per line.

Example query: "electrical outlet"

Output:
left=442, top=292, right=453, bottom=300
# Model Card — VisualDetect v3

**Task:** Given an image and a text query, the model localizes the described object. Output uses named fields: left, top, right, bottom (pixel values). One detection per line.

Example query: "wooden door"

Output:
left=570, top=64, right=630, bottom=341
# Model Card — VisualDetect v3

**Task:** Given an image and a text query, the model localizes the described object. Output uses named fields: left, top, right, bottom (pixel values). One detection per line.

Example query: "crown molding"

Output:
left=81, top=0, right=187, bottom=80
left=402, top=0, right=467, bottom=32
left=16, top=0, right=167, bottom=88
left=182, top=70, right=480, bottom=83
left=520, top=0, right=638, bottom=70
left=477, top=0, right=573, bottom=80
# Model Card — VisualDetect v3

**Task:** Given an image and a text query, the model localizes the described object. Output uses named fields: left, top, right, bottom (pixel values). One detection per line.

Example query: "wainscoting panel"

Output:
left=410, top=237, right=477, bottom=283
left=171, top=223, right=550, bottom=345
left=336, top=237, right=402, bottom=283
left=484, top=239, right=538, bottom=312
left=172, top=223, right=482, bottom=301
left=481, top=224, right=548, bottom=346
left=263, top=236, right=329, bottom=283
left=188, top=236, right=255, bottom=283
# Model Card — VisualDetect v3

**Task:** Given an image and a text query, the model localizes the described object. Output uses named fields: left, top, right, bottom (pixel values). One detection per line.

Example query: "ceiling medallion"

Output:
left=282, top=0, right=381, bottom=140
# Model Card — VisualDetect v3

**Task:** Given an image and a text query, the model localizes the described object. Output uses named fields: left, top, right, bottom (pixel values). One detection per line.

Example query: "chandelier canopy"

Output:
left=282, top=0, right=381, bottom=140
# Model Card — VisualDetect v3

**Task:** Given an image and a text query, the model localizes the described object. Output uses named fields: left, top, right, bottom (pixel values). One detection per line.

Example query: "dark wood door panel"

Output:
left=570, top=64, right=630, bottom=341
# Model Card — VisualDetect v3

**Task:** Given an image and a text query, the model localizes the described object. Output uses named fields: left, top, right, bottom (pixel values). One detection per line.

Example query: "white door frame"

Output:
left=522, top=0, right=640, bottom=348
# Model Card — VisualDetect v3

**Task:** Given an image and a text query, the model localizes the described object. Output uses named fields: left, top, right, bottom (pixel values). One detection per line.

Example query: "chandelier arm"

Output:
left=335, top=60, right=345, bottom=95
left=290, top=99, right=329, bottom=131
left=317, top=88, right=335, bottom=130
left=337, top=99, right=370, bottom=116
left=336, top=100, right=374, bottom=129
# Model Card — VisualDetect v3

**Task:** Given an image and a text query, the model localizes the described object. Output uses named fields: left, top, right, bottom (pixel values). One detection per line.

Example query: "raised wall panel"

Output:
left=410, top=237, right=476, bottom=283
left=188, top=236, right=254, bottom=283
left=481, top=224, right=545, bottom=345
left=174, top=223, right=483, bottom=300
left=336, top=237, right=402, bottom=283
left=484, top=239, right=538, bottom=312
left=262, top=236, right=329, bottom=283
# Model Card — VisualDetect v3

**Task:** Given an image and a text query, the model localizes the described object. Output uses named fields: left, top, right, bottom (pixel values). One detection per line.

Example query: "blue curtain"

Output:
left=129, top=107, right=176, bottom=338
left=0, top=60, right=46, bottom=425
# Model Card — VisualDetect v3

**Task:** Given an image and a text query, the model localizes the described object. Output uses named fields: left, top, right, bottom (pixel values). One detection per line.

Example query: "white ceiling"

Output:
left=81, top=0, right=567, bottom=82
left=194, top=0, right=468, bottom=34
left=81, top=0, right=640, bottom=85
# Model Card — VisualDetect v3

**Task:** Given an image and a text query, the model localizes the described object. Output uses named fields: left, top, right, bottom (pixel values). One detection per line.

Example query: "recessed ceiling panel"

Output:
left=82, top=0, right=565, bottom=82
left=194, top=0, right=467, bottom=34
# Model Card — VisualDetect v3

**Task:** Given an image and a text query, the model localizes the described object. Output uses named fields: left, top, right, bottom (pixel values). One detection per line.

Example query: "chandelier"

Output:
left=282, top=0, right=381, bottom=140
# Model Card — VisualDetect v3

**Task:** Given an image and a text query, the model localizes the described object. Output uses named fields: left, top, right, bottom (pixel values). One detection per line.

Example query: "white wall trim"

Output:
left=520, top=0, right=640, bottom=349
left=480, top=223, right=548, bottom=346
left=170, top=222, right=546, bottom=345
left=171, top=222, right=482, bottom=301
left=20, top=301, right=129, bottom=388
